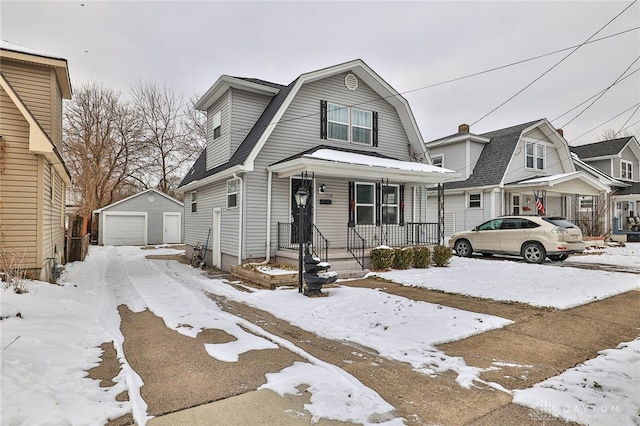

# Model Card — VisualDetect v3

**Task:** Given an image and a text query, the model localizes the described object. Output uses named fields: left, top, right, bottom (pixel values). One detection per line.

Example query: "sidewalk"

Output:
left=106, top=278, right=639, bottom=426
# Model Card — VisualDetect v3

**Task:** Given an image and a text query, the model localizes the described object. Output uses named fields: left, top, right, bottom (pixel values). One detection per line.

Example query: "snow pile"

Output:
left=571, top=242, right=640, bottom=268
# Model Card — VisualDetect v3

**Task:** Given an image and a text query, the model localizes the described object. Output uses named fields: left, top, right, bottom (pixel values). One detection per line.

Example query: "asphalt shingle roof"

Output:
left=433, top=120, right=542, bottom=190
left=569, top=137, right=632, bottom=159
left=615, top=181, right=640, bottom=196
left=178, top=78, right=297, bottom=188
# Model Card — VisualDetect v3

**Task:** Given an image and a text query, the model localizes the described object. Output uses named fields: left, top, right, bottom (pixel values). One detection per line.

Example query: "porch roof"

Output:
left=504, top=171, right=609, bottom=195
left=267, top=148, right=460, bottom=184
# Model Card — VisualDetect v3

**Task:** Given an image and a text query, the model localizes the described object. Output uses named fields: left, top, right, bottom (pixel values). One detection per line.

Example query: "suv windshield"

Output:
left=542, top=217, right=576, bottom=228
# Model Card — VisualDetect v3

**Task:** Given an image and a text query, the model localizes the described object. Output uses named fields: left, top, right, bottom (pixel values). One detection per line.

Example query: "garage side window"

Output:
left=191, top=191, right=197, bottom=213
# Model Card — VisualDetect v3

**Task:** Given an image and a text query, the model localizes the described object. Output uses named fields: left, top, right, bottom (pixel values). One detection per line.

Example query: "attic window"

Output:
left=345, top=73, right=358, bottom=91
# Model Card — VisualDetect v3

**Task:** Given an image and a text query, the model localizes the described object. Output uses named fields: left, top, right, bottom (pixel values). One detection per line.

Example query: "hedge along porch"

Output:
left=94, top=189, right=184, bottom=246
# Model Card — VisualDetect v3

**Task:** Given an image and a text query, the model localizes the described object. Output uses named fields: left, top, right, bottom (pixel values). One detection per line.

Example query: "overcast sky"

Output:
left=2, top=1, right=639, bottom=145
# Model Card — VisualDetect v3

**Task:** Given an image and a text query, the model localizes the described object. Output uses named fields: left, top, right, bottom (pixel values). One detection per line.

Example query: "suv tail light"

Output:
left=551, top=226, right=567, bottom=234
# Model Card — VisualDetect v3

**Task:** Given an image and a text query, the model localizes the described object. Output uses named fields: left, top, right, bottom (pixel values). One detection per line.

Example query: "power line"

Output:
left=615, top=104, right=640, bottom=136
left=558, top=55, right=640, bottom=129
left=550, top=68, right=639, bottom=122
left=569, top=102, right=640, bottom=143
left=469, top=0, right=638, bottom=127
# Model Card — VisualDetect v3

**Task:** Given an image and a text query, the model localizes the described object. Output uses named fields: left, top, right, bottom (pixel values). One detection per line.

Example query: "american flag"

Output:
left=535, top=193, right=545, bottom=215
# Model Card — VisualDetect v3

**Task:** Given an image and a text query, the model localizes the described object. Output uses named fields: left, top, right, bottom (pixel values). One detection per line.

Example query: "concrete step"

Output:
left=336, top=269, right=370, bottom=280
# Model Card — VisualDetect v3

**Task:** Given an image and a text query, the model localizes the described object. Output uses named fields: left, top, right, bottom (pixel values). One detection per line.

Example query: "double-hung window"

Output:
left=191, top=191, right=197, bottom=213
left=355, top=183, right=375, bottom=224
left=212, top=111, right=222, bottom=140
left=227, top=179, right=238, bottom=208
left=322, top=101, right=377, bottom=146
left=621, top=160, right=633, bottom=180
left=327, top=103, right=349, bottom=141
left=431, top=154, right=444, bottom=168
left=467, top=193, right=482, bottom=209
left=525, top=142, right=545, bottom=171
left=382, top=185, right=399, bottom=224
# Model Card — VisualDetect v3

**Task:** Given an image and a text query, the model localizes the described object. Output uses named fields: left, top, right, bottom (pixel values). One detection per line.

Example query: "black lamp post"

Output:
left=294, top=185, right=309, bottom=293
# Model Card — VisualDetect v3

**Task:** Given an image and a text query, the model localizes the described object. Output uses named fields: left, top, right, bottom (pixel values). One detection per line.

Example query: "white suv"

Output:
left=448, top=216, right=585, bottom=264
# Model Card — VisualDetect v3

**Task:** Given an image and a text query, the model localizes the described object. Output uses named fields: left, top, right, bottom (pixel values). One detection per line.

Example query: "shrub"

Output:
left=392, top=247, right=414, bottom=270
left=370, top=246, right=395, bottom=271
left=412, top=246, right=431, bottom=268
left=432, top=245, right=452, bottom=267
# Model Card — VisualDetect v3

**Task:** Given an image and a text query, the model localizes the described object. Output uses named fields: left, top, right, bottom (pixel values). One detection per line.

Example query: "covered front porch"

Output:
left=266, top=147, right=459, bottom=270
left=503, top=171, right=610, bottom=236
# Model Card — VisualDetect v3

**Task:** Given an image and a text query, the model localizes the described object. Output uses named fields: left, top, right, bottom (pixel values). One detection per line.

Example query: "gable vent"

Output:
left=345, top=73, right=358, bottom=91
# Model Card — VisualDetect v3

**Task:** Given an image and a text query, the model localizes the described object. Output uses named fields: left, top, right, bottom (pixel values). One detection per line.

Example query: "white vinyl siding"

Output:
left=206, top=91, right=230, bottom=170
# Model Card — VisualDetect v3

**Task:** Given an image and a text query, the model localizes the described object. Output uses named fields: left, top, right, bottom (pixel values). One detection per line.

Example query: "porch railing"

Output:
left=277, top=222, right=330, bottom=262
left=349, top=223, right=439, bottom=248
left=347, top=226, right=366, bottom=269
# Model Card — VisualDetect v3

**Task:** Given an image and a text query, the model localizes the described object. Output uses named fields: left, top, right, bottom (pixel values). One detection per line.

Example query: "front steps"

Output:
left=275, top=249, right=370, bottom=280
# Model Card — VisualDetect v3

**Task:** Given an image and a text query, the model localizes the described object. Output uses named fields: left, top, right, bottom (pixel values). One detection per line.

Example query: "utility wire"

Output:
left=469, top=0, right=638, bottom=127
left=569, top=102, right=640, bottom=143
left=558, top=55, right=640, bottom=129
left=550, top=68, right=639, bottom=122
left=615, top=104, right=640, bottom=136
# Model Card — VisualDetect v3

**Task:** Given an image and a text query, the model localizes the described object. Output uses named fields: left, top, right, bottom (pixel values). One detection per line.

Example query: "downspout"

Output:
left=247, top=171, right=272, bottom=266
left=233, top=172, right=243, bottom=266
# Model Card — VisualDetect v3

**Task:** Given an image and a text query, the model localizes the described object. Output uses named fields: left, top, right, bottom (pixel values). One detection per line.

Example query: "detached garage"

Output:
left=95, top=189, right=184, bottom=246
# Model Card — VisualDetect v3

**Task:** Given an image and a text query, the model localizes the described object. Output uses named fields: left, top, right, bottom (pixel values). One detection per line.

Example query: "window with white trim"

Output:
left=525, top=142, right=545, bottom=171
left=621, top=160, right=633, bottom=180
left=191, top=191, right=197, bottom=213
left=324, top=102, right=375, bottom=146
left=467, top=193, right=482, bottom=209
left=355, top=183, right=375, bottom=224
left=227, top=179, right=238, bottom=208
left=212, top=111, right=221, bottom=140
left=431, top=154, right=444, bottom=168
left=382, top=185, right=399, bottom=224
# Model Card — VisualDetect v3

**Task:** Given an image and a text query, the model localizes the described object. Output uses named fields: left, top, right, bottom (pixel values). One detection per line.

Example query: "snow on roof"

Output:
left=0, top=40, right=65, bottom=61
left=305, top=149, right=456, bottom=174
left=517, top=172, right=577, bottom=184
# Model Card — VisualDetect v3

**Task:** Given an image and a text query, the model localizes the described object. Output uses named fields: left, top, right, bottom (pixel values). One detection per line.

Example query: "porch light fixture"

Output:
left=295, top=186, right=309, bottom=293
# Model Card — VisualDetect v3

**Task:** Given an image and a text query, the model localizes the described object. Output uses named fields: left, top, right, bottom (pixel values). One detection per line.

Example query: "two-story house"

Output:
left=0, top=42, right=72, bottom=281
left=178, top=60, right=459, bottom=273
left=424, top=120, right=609, bottom=238
left=570, top=136, right=640, bottom=241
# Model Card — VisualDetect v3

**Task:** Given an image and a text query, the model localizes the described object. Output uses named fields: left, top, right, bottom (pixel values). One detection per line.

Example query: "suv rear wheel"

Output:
left=522, top=242, right=546, bottom=264
left=454, top=239, right=473, bottom=257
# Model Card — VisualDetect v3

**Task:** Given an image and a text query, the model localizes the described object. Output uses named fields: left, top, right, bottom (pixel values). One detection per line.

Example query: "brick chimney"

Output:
left=458, top=123, right=470, bottom=134
left=557, top=128, right=564, bottom=137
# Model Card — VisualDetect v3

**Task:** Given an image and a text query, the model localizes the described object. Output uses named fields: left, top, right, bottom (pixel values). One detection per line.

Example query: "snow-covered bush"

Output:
left=412, top=246, right=431, bottom=268
left=432, top=245, right=452, bottom=267
left=392, top=247, right=413, bottom=270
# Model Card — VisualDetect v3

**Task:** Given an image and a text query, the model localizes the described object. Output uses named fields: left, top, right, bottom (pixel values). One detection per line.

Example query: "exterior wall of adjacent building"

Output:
left=0, top=59, right=67, bottom=280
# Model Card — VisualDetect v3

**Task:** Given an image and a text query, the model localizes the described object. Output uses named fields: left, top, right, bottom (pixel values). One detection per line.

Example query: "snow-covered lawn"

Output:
left=378, top=249, right=640, bottom=309
left=571, top=243, right=640, bottom=268
left=1, top=243, right=638, bottom=425
left=513, top=338, right=640, bottom=426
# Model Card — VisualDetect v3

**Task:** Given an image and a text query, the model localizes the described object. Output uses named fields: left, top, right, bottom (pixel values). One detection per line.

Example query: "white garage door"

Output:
left=103, top=213, right=147, bottom=246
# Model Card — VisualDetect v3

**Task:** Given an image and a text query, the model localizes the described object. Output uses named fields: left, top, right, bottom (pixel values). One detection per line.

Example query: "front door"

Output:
left=291, top=178, right=314, bottom=244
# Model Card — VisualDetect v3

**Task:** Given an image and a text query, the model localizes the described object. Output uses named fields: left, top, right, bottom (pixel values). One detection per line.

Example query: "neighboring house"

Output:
left=570, top=136, right=640, bottom=241
left=94, top=188, right=184, bottom=246
left=424, top=120, right=609, bottom=237
left=0, top=41, right=72, bottom=281
left=178, top=59, right=458, bottom=272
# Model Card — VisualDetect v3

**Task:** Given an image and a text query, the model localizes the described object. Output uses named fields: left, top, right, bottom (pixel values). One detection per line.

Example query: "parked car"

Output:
left=448, top=216, right=585, bottom=264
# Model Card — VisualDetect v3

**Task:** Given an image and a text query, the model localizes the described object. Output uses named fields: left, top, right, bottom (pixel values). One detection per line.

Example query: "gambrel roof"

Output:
left=569, top=137, right=634, bottom=160
left=431, top=120, right=542, bottom=190
left=179, top=59, right=429, bottom=190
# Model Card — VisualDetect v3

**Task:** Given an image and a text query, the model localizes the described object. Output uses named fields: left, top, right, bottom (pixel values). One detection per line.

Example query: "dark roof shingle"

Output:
left=569, top=137, right=632, bottom=159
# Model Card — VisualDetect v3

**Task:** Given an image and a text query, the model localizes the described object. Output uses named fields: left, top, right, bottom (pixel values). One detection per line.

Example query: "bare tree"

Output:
left=183, top=93, right=207, bottom=148
left=599, top=127, right=630, bottom=141
left=63, top=82, right=143, bottom=216
left=130, top=81, right=202, bottom=197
